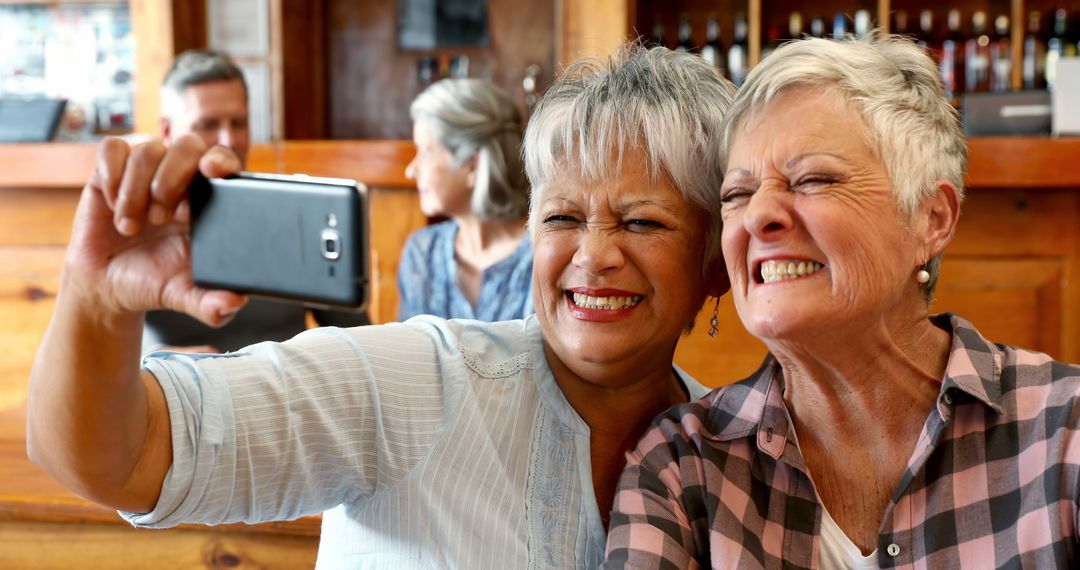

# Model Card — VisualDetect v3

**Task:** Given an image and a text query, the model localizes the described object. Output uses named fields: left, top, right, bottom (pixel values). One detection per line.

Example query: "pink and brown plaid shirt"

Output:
left=604, top=314, right=1080, bottom=569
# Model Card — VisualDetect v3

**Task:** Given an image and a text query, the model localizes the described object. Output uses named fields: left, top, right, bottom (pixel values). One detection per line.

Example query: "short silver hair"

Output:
left=524, top=43, right=735, bottom=279
left=160, top=50, right=247, bottom=120
left=410, top=79, right=528, bottom=220
left=723, top=33, right=967, bottom=299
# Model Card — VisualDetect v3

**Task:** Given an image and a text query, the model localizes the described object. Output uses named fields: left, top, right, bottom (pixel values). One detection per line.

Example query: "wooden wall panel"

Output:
left=0, top=520, right=318, bottom=569
left=282, top=0, right=328, bottom=139
left=557, top=0, right=632, bottom=64
left=327, top=0, right=555, bottom=139
left=0, top=247, right=64, bottom=411
left=674, top=297, right=769, bottom=389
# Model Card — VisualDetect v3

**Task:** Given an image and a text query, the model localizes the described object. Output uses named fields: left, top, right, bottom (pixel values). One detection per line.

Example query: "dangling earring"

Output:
left=707, top=298, right=720, bottom=337
left=916, top=266, right=930, bottom=284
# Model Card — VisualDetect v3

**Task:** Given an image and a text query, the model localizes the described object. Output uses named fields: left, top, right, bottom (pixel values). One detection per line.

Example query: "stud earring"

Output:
left=707, top=298, right=720, bottom=337
left=916, top=268, right=931, bottom=284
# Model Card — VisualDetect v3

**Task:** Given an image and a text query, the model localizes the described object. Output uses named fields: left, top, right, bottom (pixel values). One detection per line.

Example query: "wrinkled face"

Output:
left=406, top=122, right=474, bottom=218
left=532, top=148, right=715, bottom=376
left=163, top=79, right=250, bottom=165
left=720, top=88, right=921, bottom=343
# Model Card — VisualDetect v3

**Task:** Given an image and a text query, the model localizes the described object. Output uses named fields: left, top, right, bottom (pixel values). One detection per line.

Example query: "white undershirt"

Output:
left=819, top=505, right=881, bottom=569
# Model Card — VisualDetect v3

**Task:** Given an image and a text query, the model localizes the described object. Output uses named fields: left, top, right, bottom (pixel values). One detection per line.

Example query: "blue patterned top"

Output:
left=397, top=220, right=534, bottom=321
left=123, top=316, right=710, bottom=568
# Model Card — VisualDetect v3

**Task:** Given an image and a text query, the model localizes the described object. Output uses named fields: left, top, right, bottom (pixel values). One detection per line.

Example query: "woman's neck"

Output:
left=453, top=214, right=526, bottom=257
left=770, top=311, right=952, bottom=553
left=542, top=341, right=690, bottom=531
left=451, top=215, right=526, bottom=307
left=542, top=342, right=687, bottom=438
left=773, top=312, right=950, bottom=430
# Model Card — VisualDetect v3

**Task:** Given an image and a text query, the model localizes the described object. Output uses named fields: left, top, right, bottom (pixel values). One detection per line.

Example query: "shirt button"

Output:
left=886, top=543, right=901, bottom=557
left=943, top=392, right=953, bottom=405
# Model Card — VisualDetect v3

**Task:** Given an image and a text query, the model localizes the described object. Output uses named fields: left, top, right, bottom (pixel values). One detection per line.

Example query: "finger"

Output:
left=160, top=274, right=248, bottom=328
left=198, top=145, right=243, bottom=179
left=173, top=197, right=191, bottom=225
left=94, top=137, right=131, bottom=211
left=197, top=290, right=248, bottom=328
left=115, top=141, right=167, bottom=236
left=148, top=134, right=208, bottom=226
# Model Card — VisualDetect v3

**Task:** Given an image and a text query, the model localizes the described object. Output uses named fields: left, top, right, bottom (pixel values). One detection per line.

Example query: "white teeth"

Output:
left=760, top=259, right=823, bottom=284
left=571, top=292, right=643, bottom=310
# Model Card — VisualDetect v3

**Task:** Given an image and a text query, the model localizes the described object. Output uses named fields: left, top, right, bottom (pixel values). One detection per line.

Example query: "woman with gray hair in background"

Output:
left=605, top=33, right=1080, bottom=569
left=398, top=78, right=533, bottom=321
left=26, top=44, right=733, bottom=568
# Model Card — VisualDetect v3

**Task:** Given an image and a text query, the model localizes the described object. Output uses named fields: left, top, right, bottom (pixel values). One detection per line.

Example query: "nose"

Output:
left=742, top=186, right=794, bottom=239
left=216, top=126, right=233, bottom=149
left=571, top=225, right=624, bottom=275
left=405, top=156, right=417, bottom=180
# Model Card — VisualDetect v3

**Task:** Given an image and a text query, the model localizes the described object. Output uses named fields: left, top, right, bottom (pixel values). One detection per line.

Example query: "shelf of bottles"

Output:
left=634, top=0, right=1080, bottom=102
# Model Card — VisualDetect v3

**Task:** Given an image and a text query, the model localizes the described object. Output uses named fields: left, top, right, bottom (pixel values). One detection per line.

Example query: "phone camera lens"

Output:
left=320, top=229, right=341, bottom=260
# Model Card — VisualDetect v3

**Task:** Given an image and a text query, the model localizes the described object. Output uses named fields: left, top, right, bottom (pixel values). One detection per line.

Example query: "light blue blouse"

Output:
left=397, top=220, right=534, bottom=321
left=123, top=316, right=708, bottom=569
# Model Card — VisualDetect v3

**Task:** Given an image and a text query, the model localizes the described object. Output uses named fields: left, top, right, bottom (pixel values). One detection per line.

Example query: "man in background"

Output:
left=145, top=49, right=368, bottom=354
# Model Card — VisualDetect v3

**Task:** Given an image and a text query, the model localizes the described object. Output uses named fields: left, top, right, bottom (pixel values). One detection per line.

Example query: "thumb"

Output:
left=162, top=280, right=248, bottom=328
left=196, top=290, right=249, bottom=328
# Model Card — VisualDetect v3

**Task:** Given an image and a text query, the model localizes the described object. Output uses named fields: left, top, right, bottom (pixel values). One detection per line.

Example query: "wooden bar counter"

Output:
left=2, top=137, right=1079, bottom=568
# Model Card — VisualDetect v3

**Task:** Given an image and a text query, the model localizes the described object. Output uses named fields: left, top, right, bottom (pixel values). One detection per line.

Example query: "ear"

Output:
left=707, top=263, right=731, bottom=298
left=159, top=117, right=172, bottom=144
left=918, top=180, right=961, bottom=261
left=463, top=153, right=479, bottom=189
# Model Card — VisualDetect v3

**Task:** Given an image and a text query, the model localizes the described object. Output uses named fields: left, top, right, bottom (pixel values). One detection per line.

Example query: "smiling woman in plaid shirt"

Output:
left=604, top=33, right=1080, bottom=569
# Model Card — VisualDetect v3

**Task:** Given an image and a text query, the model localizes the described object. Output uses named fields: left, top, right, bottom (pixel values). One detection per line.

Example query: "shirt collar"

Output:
left=934, top=312, right=1005, bottom=415
left=698, top=313, right=1007, bottom=459
left=700, top=356, right=794, bottom=459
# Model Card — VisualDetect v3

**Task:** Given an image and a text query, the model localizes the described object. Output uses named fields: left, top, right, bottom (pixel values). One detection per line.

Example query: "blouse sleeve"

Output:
left=123, top=321, right=459, bottom=528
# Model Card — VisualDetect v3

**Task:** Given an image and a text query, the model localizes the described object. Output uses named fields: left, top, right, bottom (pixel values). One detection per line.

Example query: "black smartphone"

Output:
left=188, top=172, right=369, bottom=310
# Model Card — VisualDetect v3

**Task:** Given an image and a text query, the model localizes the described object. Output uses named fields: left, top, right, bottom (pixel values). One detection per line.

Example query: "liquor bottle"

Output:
left=940, top=9, right=965, bottom=101
left=917, top=10, right=934, bottom=51
left=892, top=10, right=910, bottom=37
left=1069, top=10, right=1080, bottom=57
left=1073, top=11, right=1080, bottom=55
left=853, top=10, right=872, bottom=40
left=989, top=15, right=1012, bottom=92
left=649, top=13, right=665, bottom=49
left=675, top=13, right=693, bottom=53
left=832, top=12, right=848, bottom=40
left=761, top=25, right=781, bottom=61
left=965, top=11, right=991, bottom=92
left=789, top=11, right=804, bottom=42
left=728, top=12, right=749, bottom=86
left=700, top=13, right=726, bottom=76
left=1023, top=11, right=1046, bottom=90
left=810, top=14, right=826, bottom=39
left=1046, top=9, right=1071, bottom=90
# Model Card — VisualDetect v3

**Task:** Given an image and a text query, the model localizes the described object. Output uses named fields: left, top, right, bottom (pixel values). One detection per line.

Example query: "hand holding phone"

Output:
left=189, top=172, right=369, bottom=310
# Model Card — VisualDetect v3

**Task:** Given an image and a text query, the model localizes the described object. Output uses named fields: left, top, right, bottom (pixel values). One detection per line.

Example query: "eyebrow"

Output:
left=543, top=195, right=680, bottom=212
left=786, top=152, right=847, bottom=169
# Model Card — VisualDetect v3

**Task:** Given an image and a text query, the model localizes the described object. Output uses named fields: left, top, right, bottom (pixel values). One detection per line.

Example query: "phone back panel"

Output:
left=189, top=173, right=369, bottom=309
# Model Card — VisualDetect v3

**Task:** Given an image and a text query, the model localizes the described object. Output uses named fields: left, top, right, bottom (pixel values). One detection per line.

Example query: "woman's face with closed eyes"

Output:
left=720, top=87, right=924, bottom=345
left=531, top=146, right=716, bottom=382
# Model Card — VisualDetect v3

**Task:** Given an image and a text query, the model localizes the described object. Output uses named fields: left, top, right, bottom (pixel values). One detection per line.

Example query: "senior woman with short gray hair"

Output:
left=398, top=78, right=533, bottom=321
left=27, top=44, right=733, bottom=568
left=605, top=34, right=1080, bottom=568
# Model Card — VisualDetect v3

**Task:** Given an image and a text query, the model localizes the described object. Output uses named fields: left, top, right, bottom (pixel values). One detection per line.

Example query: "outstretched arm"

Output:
left=26, top=136, right=245, bottom=512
